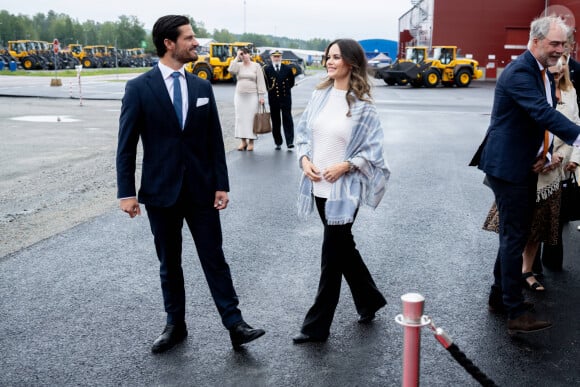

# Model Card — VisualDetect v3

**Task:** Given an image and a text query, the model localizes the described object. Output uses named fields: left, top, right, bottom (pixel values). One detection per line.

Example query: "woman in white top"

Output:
left=293, top=39, right=391, bottom=343
left=228, top=47, right=267, bottom=151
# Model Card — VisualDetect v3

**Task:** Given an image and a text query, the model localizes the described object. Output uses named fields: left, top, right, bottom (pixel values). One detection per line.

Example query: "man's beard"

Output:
left=174, top=49, right=198, bottom=64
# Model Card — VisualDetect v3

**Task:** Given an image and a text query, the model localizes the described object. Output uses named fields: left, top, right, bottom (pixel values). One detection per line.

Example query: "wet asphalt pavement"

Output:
left=1, top=71, right=580, bottom=386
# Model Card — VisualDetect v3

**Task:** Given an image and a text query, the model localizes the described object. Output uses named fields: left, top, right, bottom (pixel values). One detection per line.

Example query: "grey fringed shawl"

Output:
left=296, top=87, right=391, bottom=225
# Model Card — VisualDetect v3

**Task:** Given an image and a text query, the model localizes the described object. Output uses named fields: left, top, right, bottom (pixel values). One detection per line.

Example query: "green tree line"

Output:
left=0, top=10, right=329, bottom=52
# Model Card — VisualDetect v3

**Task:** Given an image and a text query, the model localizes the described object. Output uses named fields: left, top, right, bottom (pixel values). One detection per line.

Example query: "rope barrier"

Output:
left=396, top=293, right=498, bottom=387
left=429, top=320, right=498, bottom=387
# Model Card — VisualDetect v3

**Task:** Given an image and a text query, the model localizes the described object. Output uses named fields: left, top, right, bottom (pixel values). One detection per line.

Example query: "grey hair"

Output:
left=527, top=15, right=570, bottom=49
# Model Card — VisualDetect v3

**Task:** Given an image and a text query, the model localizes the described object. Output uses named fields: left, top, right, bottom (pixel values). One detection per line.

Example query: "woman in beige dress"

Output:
left=228, top=47, right=267, bottom=151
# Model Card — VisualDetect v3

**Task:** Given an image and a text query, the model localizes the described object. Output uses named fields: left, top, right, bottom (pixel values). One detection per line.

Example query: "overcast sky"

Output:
left=4, top=0, right=413, bottom=41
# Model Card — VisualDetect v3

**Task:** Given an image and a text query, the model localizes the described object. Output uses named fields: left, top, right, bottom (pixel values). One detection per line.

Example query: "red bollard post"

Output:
left=395, top=293, right=431, bottom=387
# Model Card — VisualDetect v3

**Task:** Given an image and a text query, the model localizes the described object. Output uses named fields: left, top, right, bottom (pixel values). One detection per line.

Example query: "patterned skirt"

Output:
left=482, top=189, right=561, bottom=245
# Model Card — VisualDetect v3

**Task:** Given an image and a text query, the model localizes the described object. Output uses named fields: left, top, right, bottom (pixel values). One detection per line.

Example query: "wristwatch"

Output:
left=346, top=160, right=356, bottom=173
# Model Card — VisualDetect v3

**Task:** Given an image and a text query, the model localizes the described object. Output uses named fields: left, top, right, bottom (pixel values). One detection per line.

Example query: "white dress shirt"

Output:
left=158, top=61, right=188, bottom=119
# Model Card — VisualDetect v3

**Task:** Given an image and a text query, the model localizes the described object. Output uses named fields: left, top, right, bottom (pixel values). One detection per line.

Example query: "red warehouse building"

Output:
left=398, top=0, right=580, bottom=79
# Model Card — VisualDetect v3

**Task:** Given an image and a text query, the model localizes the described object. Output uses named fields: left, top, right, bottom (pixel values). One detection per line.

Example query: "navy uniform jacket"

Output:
left=470, top=50, right=580, bottom=183
left=263, top=63, right=295, bottom=107
left=116, top=66, right=229, bottom=207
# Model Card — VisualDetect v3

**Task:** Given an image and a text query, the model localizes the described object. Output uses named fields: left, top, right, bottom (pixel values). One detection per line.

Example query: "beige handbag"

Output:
left=253, top=104, right=272, bottom=134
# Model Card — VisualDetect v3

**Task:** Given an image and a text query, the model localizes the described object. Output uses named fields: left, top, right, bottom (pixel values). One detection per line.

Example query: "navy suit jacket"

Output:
left=470, top=50, right=580, bottom=184
left=116, top=66, right=229, bottom=207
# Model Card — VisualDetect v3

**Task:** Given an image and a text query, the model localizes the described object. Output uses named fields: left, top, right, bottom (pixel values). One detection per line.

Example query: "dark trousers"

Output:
left=145, top=185, right=242, bottom=329
left=532, top=233, right=564, bottom=275
left=270, top=103, right=294, bottom=146
left=486, top=174, right=537, bottom=319
left=541, top=237, right=564, bottom=270
left=300, top=197, right=386, bottom=338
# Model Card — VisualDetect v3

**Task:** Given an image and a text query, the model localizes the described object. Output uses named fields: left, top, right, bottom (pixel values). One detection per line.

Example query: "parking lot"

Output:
left=1, top=74, right=580, bottom=386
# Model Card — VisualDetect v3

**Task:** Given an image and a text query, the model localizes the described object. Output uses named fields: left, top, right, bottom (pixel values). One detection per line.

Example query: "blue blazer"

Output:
left=116, top=66, right=229, bottom=207
left=470, top=50, right=580, bottom=183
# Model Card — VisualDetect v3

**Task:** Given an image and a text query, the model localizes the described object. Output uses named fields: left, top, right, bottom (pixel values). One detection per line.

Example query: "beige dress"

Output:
left=228, top=60, right=267, bottom=140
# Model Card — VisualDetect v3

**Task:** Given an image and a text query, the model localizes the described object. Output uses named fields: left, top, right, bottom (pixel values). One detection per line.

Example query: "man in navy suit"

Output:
left=116, top=15, right=264, bottom=353
left=263, top=50, right=295, bottom=150
left=470, top=15, right=580, bottom=334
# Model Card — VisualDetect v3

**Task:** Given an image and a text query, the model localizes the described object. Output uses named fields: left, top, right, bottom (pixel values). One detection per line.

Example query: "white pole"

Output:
left=75, top=65, right=83, bottom=106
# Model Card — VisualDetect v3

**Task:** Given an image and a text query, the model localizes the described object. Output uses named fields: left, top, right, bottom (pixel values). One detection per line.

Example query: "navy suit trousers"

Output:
left=486, top=173, right=537, bottom=319
left=145, top=183, right=242, bottom=329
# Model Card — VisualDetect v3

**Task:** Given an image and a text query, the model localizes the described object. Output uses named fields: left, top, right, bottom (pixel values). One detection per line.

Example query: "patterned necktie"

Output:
left=171, top=72, right=183, bottom=128
left=540, top=69, right=550, bottom=158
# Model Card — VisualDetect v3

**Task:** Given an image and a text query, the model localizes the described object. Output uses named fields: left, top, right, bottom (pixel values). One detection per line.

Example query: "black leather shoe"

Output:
left=151, top=323, right=187, bottom=354
left=292, top=332, right=327, bottom=344
left=275, top=145, right=282, bottom=150
left=229, top=321, right=265, bottom=349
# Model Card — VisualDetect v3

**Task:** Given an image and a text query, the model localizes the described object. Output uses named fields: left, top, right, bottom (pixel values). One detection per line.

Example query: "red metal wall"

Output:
left=429, top=0, right=580, bottom=77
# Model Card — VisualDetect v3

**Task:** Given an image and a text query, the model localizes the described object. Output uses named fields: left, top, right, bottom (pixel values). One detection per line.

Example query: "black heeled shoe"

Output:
left=358, top=313, right=376, bottom=324
left=358, top=300, right=387, bottom=324
left=292, top=332, right=327, bottom=344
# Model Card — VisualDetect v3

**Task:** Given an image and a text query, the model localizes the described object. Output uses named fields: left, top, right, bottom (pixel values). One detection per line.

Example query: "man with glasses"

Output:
left=470, top=15, right=580, bottom=335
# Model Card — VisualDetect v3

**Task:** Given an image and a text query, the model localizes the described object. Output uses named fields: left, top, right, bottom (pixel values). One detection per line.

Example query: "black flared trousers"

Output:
left=300, top=197, right=386, bottom=339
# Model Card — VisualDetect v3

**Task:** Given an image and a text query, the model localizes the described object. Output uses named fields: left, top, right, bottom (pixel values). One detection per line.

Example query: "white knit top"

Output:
left=312, top=87, right=353, bottom=198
